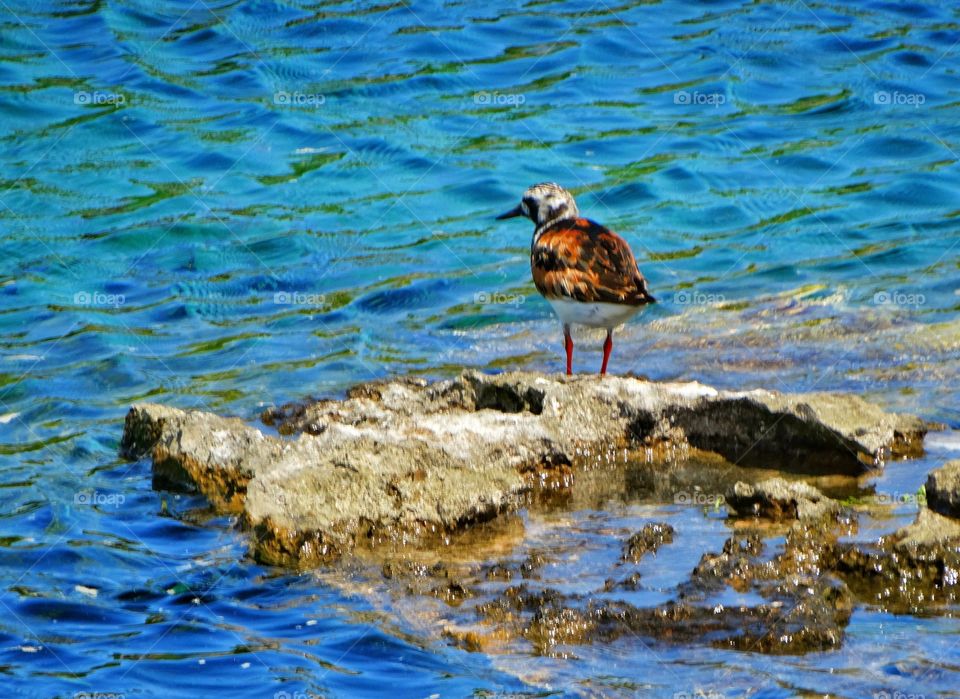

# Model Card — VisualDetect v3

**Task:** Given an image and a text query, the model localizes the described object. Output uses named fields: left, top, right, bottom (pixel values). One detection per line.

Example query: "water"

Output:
left=1, top=0, right=960, bottom=696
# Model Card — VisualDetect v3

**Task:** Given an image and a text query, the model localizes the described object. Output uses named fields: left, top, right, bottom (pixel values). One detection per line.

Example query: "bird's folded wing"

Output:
left=531, top=219, right=654, bottom=305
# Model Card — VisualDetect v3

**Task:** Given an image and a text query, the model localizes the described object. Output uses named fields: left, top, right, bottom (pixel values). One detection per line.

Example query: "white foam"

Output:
left=924, top=431, right=960, bottom=452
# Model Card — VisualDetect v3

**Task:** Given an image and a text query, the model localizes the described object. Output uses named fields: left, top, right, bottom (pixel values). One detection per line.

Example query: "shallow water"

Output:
left=2, top=0, right=960, bottom=696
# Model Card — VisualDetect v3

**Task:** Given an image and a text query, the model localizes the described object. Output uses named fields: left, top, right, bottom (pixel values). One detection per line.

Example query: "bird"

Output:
left=496, top=182, right=655, bottom=376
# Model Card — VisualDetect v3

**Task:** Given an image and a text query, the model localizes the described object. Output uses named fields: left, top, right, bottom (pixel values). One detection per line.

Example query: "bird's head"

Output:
left=496, top=182, right=579, bottom=232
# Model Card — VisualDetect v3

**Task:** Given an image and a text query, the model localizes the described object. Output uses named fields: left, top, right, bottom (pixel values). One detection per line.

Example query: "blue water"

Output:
left=2, top=0, right=960, bottom=696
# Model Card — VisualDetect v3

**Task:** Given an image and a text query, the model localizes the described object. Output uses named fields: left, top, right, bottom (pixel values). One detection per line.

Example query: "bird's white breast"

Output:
left=546, top=298, right=642, bottom=329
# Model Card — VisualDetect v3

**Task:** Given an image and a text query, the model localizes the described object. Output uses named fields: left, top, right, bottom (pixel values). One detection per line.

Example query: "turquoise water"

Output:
left=2, top=0, right=960, bottom=696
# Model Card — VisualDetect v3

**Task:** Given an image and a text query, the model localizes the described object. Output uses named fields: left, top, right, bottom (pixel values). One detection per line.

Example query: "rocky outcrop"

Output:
left=119, top=370, right=960, bottom=658
left=120, top=371, right=931, bottom=566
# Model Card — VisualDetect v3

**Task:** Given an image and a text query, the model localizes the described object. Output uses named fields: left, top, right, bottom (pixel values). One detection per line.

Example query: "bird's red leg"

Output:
left=600, top=329, right=613, bottom=376
left=563, top=324, right=573, bottom=376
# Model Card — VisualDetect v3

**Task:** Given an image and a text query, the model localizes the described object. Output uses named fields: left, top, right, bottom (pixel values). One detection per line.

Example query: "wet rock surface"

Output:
left=120, top=370, right=957, bottom=658
left=726, top=477, right=842, bottom=521
left=122, top=371, right=930, bottom=563
left=832, top=508, right=960, bottom=615
left=621, top=522, right=675, bottom=562
left=926, top=459, right=960, bottom=518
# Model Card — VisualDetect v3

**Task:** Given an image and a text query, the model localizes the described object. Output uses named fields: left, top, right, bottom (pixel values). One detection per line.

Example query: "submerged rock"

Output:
left=121, top=370, right=931, bottom=566
left=621, top=522, right=675, bottom=562
left=832, top=511, right=960, bottom=615
left=471, top=525, right=854, bottom=656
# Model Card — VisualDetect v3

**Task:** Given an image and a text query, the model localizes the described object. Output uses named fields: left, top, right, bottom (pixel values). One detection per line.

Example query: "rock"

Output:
left=668, top=390, right=930, bottom=473
left=122, top=403, right=281, bottom=511
left=925, top=460, right=960, bottom=519
left=603, top=571, right=643, bottom=591
left=120, top=370, right=930, bottom=565
left=476, top=577, right=853, bottom=656
left=831, top=509, right=960, bottom=614
left=891, top=507, right=960, bottom=549
left=726, top=477, right=841, bottom=521
left=621, top=522, right=675, bottom=562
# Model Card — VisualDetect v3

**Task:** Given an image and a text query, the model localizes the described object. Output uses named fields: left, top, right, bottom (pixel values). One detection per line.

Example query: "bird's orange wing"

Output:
left=531, top=218, right=654, bottom=305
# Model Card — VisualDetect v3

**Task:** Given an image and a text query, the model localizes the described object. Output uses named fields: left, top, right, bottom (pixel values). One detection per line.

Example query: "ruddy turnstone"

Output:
left=497, top=182, right=655, bottom=376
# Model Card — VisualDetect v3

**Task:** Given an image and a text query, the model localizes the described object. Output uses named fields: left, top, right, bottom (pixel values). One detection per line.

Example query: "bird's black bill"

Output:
left=495, top=205, right=523, bottom=220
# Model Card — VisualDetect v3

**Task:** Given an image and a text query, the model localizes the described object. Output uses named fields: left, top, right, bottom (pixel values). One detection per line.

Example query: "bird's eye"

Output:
left=521, top=196, right=536, bottom=213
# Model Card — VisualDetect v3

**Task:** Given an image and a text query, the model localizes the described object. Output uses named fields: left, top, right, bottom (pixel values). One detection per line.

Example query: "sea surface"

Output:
left=1, top=0, right=960, bottom=697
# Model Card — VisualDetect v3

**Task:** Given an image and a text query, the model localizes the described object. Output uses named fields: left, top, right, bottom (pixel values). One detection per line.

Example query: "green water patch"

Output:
left=678, top=5, right=750, bottom=25
left=718, top=300, right=751, bottom=312
left=285, top=1, right=407, bottom=27
left=437, top=310, right=532, bottom=331
left=73, top=180, right=200, bottom=219
left=256, top=353, right=358, bottom=374
left=672, top=26, right=716, bottom=41
left=59, top=159, right=155, bottom=175
left=603, top=153, right=679, bottom=180
left=196, top=127, right=254, bottom=144
left=554, top=0, right=665, bottom=19
left=561, top=125, right=659, bottom=144
left=17, top=103, right=125, bottom=141
left=867, top=24, right=912, bottom=39
left=819, top=181, right=873, bottom=196
left=487, top=351, right=549, bottom=369
left=469, top=41, right=579, bottom=65
left=452, top=135, right=516, bottom=154
left=0, top=176, right=73, bottom=197
left=257, top=151, right=347, bottom=185
left=509, top=69, right=576, bottom=94
left=177, top=331, right=270, bottom=357
left=919, top=158, right=956, bottom=172
left=0, top=50, right=48, bottom=64
left=313, top=324, right=363, bottom=339
left=768, top=137, right=841, bottom=157
left=647, top=245, right=704, bottom=261
left=394, top=24, right=465, bottom=35
left=164, top=11, right=234, bottom=41
left=756, top=89, right=853, bottom=116
left=637, top=78, right=712, bottom=95
left=0, top=76, right=88, bottom=93
left=745, top=205, right=832, bottom=232
left=370, top=229, right=485, bottom=251
left=311, top=40, right=579, bottom=93
left=0, top=432, right=81, bottom=455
